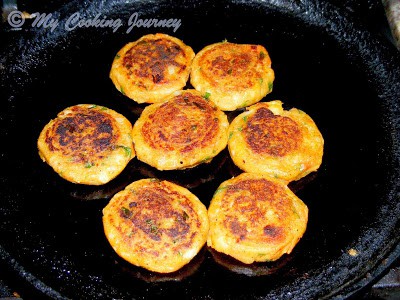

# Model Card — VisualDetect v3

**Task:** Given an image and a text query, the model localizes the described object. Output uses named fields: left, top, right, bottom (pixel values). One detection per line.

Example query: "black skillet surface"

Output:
left=0, top=0, right=400, bottom=299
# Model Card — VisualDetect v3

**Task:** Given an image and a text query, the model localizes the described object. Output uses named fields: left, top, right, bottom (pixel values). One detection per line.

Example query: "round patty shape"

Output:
left=110, top=33, right=195, bottom=104
left=228, top=100, right=324, bottom=182
left=102, top=179, right=209, bottom=273
left=37, top=104, right=134, bottom=185
left=132, top=89, right=229, bottom=170
left=207, top=172, right=308, bottom=264
left=190, top=41, right=275, bottom=111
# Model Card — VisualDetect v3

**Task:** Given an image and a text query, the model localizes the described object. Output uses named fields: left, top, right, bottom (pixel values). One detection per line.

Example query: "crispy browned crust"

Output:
left=110, top=33, right=195, bottom=104
left=228, top=101, right=324, bottom=182
left=37, top=104, right=134, bottom=185
left=102, top=179, right=209, bottom=273
left=207, top=172, right=308, bottom=264
left=190, top=41, right=275, bottom=111
left=244, top=107, right=302, bottom=157
left=132, top=89, right=229, bottom=170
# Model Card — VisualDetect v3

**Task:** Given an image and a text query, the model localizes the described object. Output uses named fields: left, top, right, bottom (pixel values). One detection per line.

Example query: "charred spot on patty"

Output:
left=225, top=179, right=289, bottom=207
left=45, top=108, right=118, bottom=163
left=123, top=38, right=186, bottom=84
left=244, top=107, right=302, bottom=157
left=110, top=34, right=195, bottom=104
left=226, top=217, right=247, bottom=241
left=190, top=42, right=275, bottom=111
left=198, top=47, right=255, bottom=90
left=209, top=52, right=251, bottom=77
left=119, top=182, right=198, bottom=244
left=263, top=225, right=283, bottom=239
left=220, top=179, right=292, bottom=242
left=207, top=173, right=309, bottom=264
left=227, top=101, right=324, bottom=181
left=140, top=92, right=220, bottom=153
left=102, top=179, right=209, bottom=273
left=38, top=104, right=134, bottom=185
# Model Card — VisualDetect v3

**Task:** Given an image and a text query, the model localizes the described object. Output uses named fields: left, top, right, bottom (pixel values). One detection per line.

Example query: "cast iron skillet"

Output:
left=0, top=0, right=399, bottom=299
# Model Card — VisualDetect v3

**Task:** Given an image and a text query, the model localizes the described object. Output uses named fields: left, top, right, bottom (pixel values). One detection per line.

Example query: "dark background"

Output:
left=0, top=0, right=399, bottom=299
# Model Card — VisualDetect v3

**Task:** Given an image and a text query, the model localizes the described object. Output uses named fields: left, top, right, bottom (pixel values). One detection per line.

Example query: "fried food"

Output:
left=207, top=172, right=308, bottom=264
left=132, top=89, right=229, bottom=170
left=228, top=100, right=324, bottom=182
left=102, top=178, right=209, bottom=273
left=37, top=104, right=134, bottom=185
left=110, top=33, right=195, bottom=104
left=190, top=41, right=275, bottom=111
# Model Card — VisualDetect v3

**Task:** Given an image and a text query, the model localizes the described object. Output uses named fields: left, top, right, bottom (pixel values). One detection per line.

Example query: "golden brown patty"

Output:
left=132, top=89, right=229, bottom=170
left=228, top=100, right=324, bottom=182
left=37, top=104, right=134, bottom=185
left=110, top=33, right=195, bottom=104
left=190, top=41, right=275, bottom=111
left=102, top=179, right=209, bottom=273
left=207, top=172, right=308, bottom=264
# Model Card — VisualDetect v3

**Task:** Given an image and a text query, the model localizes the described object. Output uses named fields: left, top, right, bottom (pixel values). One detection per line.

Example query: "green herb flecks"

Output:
left=117, top=145, right=132, bottom=158
left=90, top=105, right=107, bottom=110
left=213, top=185, right=228, bottom=196
left=268, top=81, right=273, bottom=92
left=239, top=101, right=249, bottom=108
left=203, top=92, right=211, bottom=100
left=200, top=156, right=212, bottom=164
left=292, top=208, right=300, bottom=219
left=259, top=51, right=266, bottom=60
left=114, top=53, right=120, bottom=60
left=146, top=219, right=159, bottom=235
left=120, top=86, right=125, bottom=95
left=182, top=211, right=189, bottom=221
left=228, top=132, right=234, bottom=140
left=84, top=162, right=94, bottom=168
left=121, top=207, right=132, bottom=218
left=128, top=188, right=137, bottom=195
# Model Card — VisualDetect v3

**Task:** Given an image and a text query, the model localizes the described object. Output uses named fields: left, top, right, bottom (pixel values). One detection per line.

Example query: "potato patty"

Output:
left=207, top=172, right=308, bottom=264
left=132, top=89, right=229, bottom=170
left=102, top=179, right=209, bottom=273
left=37, top=104, right=134, bottom=185
left=110, top=33, right=195, bottom=104
left=228, top=101, right=324, bottom=182
left=190, top=41, right=275, bottom=111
